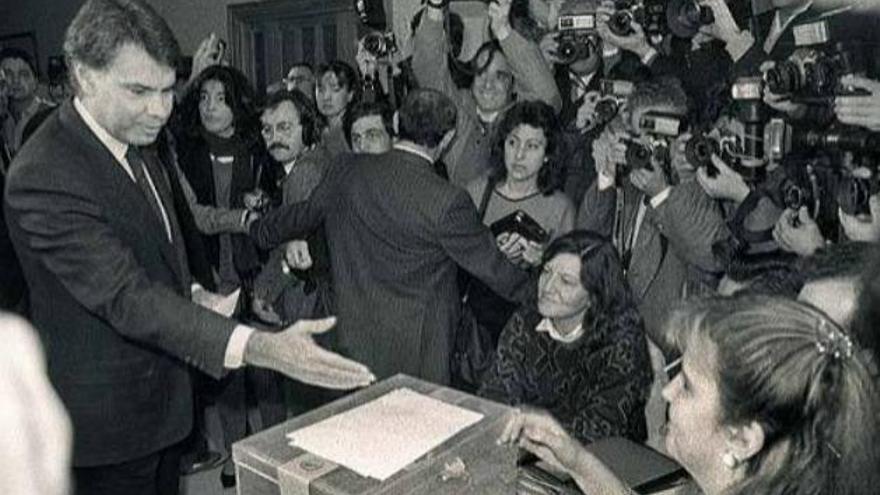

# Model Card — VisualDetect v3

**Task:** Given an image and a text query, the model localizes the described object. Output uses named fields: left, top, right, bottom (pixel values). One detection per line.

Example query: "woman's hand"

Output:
left=499, top=407, right=583, bottom=473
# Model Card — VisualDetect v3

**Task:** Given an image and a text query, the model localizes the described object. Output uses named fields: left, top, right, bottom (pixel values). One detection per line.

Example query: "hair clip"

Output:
left=814, top=319, right=854, bottom=361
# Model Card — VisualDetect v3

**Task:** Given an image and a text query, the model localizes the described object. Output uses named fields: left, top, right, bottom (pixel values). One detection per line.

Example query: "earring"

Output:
left=721, top=452, right=739, bottom=470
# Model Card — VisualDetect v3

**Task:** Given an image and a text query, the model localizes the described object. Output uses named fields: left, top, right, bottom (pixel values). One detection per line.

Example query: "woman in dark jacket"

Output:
left=479, top=230, right=652, bottom=444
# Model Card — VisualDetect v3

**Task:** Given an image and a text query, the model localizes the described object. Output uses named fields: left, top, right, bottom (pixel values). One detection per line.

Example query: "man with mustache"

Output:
left=252, top=89, right=331, bottom=327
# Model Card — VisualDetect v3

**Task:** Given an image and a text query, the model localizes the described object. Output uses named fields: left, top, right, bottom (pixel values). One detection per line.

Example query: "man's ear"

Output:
left=72, top=62, right=96, bottom=97
left=724, top=420, right=766, bottom=464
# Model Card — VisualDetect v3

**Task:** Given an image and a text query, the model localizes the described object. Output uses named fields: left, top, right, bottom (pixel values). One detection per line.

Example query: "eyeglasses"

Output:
left=261, top=121, right=301, bottom=137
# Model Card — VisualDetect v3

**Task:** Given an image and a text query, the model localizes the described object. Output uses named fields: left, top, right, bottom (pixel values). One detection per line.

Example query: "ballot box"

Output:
left=233, top=374, right=518, bottom=495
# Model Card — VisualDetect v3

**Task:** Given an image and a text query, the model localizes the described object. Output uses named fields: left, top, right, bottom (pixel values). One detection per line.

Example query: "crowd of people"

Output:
left=2, top=0, right=880, bottom=494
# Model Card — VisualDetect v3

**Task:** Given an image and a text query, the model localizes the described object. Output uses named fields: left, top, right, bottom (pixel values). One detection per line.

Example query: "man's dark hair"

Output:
left=397, top=88, right=457, bottom=148
left=342, top=100, right=394, bottom=148
left=488, top=100, right=563, bottom=194
left=289, top=62, right=314, bottom=73
left=177, top=65, right=260, bottom=144
left=261, top=89, right=324, bottom=148
left=0, top=47, right=38, bottom=78
left=63, top=0, right=180, bottom=81
left=627, top=76, right=689, bottom=117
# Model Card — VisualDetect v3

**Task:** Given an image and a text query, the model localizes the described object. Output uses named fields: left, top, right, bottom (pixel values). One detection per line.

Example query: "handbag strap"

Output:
left=477, top=175, right=497, bottom=221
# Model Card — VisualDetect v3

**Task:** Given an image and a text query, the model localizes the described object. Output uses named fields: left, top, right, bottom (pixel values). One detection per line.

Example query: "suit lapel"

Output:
left=58, top=103, right=186, bottom=287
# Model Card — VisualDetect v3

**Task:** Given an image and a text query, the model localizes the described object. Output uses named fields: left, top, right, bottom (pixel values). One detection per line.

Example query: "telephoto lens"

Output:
left=666, top=0, right=714, bottom=38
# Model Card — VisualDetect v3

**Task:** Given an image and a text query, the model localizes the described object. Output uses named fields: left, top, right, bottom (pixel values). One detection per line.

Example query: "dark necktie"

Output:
left=126, top=146, right=170, bottom=241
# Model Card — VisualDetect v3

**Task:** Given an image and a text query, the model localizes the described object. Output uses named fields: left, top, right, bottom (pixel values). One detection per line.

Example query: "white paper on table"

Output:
left=192, top=287, right=240, bottom=318
left=286, top=388, right=484, bottom=481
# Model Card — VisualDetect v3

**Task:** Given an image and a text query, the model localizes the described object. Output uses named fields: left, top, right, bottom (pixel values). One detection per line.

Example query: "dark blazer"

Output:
left=3, top=101, right=237, bottom=466
left=252, top=148, right=532, bottom=385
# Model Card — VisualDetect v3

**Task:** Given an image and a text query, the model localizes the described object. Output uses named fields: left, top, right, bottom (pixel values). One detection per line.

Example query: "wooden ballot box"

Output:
left=233, top=374, right=518, bottom=495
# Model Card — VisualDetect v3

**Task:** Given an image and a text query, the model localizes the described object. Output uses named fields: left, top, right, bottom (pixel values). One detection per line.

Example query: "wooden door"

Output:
left=228, top=0, right=359, bottom=92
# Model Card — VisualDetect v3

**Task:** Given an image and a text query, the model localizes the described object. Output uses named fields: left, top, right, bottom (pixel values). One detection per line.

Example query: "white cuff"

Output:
left=649, top=187, right=673, bottom=208
left=597, top=173, right=616, bottom=191
left=224, top=325, right=256, bottom=369
left=640, top=48, right=659, bottom=66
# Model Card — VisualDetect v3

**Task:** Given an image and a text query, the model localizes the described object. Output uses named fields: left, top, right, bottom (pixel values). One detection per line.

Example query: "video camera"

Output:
left=555, top=0, right=601, bottom=64
left=609, top=0, right=713, bottom=44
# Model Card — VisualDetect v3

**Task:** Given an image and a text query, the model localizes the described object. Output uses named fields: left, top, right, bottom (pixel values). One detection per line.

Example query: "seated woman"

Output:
left=463, top=100, right=575, bottom=348
left=501, top=295, right=880, bottom=495
left=479, top=230, right=652, bottom=444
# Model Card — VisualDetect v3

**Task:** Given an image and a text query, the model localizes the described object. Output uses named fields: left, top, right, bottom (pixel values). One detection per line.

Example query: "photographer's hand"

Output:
left=243, top=317, right=376, bottom=389
left=773, top=206, right=825, bottom=256
left=488, top=0, right=514, bottom=41
left=575, top=91, right=602, bottom=131
left=839, top=193, right=880, bottom=243
left=759, top=61, right=808, bottom=119
left=596, top=1, right=653, bottom=61
left=700, top=0, right=753, bottom=60
left=539, top=32, right=563, bottom=65
left=835, top=75, right=880, bottom=132
left=696, top=154, right=750, bottom=203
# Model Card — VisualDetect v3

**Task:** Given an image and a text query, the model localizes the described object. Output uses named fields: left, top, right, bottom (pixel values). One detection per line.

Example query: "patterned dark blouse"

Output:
left=478, top=307, right=653, bottom=444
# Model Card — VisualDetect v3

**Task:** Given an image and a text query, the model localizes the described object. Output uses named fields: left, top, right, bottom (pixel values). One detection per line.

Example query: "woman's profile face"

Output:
left=662, top=337, right=729, bottom=484
left=504, top=124, right=547, bottom=185
left=537, top=253, right=589, bottom=319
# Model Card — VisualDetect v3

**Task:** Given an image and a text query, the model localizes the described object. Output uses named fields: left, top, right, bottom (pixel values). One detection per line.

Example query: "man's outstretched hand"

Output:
left=244, top=317, right=376, bottom=389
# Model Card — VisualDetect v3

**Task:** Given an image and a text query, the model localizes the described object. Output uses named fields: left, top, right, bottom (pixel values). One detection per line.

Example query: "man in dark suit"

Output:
left=252, top=88, right=533, bottom=386
left=3, top=1, right=373, bottom=494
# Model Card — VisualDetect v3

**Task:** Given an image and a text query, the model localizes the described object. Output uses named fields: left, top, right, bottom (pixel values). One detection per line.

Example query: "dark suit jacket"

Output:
left=3, top=101, right=237, bottom=466
left=577, top=180, right=725, bottom=349
left=252, top=148, right=532, bottom=385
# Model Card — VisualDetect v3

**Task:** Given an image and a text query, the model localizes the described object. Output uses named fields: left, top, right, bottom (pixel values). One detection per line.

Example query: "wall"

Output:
left=0, top=0, right=82, bottom=76
left=0, top=0, right=398, bottom=75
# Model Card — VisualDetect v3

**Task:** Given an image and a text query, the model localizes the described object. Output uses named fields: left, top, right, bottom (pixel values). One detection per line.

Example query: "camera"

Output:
left=637, top=111, right=687, bottom=138
left=730, top=76, right=768, bottom=176
left=684, top=133, right=720, bottom=170
left=594, top=79, right=634, bottom=126
left=764, top=44, right=862, bottom=101
left=362, top=31, right=397, bottom=58
left=837, top=165, right=880, bottom=217
left=556, top=0, right=600, bottom=64
left=764, top=119, right=880, bottom=161
left=490, top=210, right=550, bottom=244
left=609, top=0, right=712, bottom=43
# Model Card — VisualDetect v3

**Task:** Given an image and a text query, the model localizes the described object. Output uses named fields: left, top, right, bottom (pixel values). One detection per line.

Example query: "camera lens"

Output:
left=804, top=59, right=837, bottom=97
left=625, top=142, right=653, bottom=171
left=667, top=0, right=714, bottom=38
left=764, top=61, right=802, bottom=95
left=685, top=135, right=718, bottom=168
left=363, top=34, right=386, bottom=57
left=595, top=99, right=620, bottom=123
left=609, top=11, right=634, bottom=36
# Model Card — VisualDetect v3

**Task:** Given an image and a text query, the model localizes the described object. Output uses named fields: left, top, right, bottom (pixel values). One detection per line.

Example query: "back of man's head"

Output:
left=64, top=0, right=179, bottom=90
left=397, top=89, right=457, bottom=149
left=628, top=77, right=689, bottom=117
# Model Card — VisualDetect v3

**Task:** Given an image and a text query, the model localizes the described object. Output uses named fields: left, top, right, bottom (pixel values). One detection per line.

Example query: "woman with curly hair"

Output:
left=461, top=100, right=575, bottom=353
left=480, top=231, right=651, bottom=444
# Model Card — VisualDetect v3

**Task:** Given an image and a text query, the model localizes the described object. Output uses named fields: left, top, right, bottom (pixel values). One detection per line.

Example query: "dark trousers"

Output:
left=74, top=442, right=184, bottom=495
